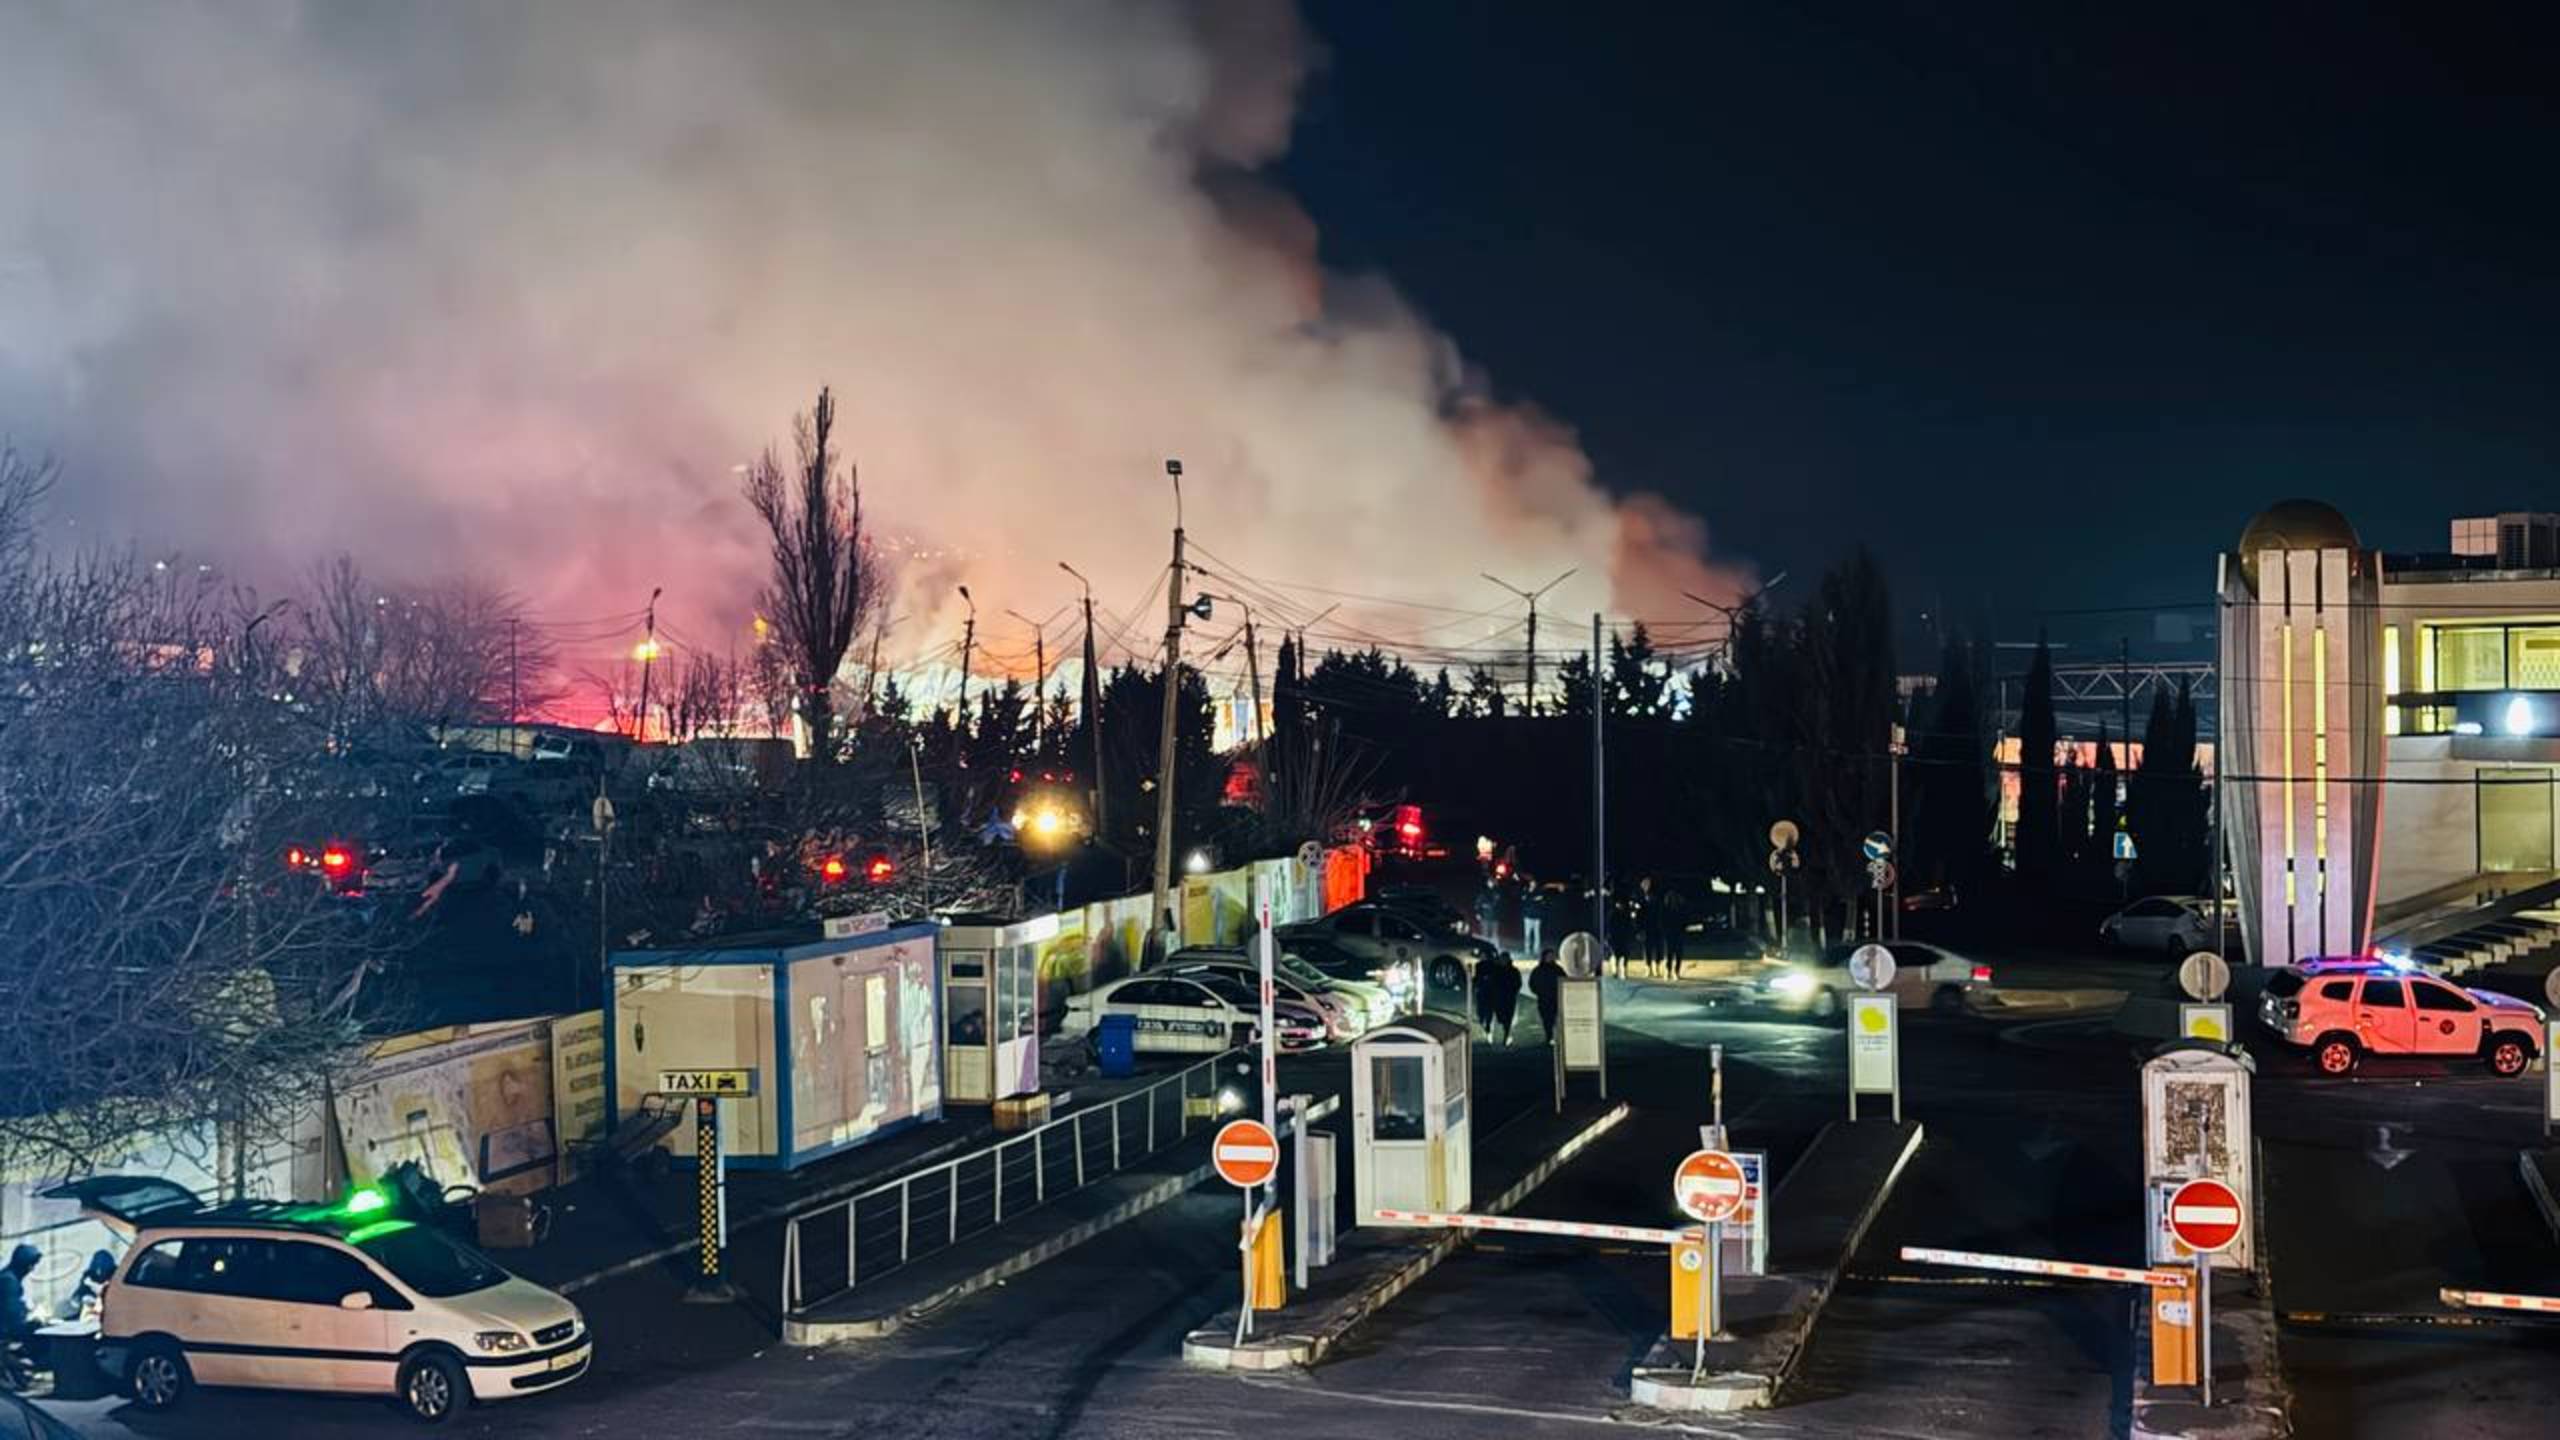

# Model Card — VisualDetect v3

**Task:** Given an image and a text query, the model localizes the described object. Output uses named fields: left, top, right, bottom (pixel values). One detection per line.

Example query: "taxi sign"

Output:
left=2167, top=1177, right=2244, bottom=1254
left=658, top=1068, right=756, bottom=1097
left=1673, top=1149, right=1748, bottom=1223
left=1212, top=1119, right=1280, bottom=1189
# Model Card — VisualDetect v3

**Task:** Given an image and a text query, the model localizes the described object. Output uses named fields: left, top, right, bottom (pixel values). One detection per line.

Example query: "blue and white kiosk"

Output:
left=607, top=913, right=944, bottom=1171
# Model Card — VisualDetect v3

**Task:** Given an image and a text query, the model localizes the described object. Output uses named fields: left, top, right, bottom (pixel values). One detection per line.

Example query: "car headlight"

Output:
left=1769, top=971, right=1817, bottom=998
left=474, top=1330, right=531, bottom=1353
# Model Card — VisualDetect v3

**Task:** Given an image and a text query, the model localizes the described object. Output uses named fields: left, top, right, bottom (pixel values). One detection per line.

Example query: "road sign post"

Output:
left=666, top=1069, right=756, bottom=1304
left=1845, top=946, right=1899, bottom=1122
left=1215, top=1118, right=1282, bottom=1340
left=2166, top=1177, right=2244, bottom=1406
left=1673, top=1149, right=1747, bottom=1375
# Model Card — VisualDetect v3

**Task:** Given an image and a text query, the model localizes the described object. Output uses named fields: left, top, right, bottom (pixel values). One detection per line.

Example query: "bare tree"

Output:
left=379, top=577, right=554, bottom=742
left=0, top=457, right=389, bottom=1181
left=742, top=388, right=882, bottom=765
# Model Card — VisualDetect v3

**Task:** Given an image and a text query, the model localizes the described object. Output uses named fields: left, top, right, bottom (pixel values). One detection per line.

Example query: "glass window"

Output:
left=266, top=1240, right=393, bottom=1307
left=2356, top=979, right=2406, bottom=1011
left=1371, top=1055, right=1426, bottom=1141
left=2317, top=980, right=2355, bottom=1001
left=1382, top=915, right=1425, bottom=941
left=2412, top=981, right=2477, bottom=1014
left=1005, top=945, right=1037, bottom=1040
left=2512, top=627, right=2560, bottom=690
left=351, top=1222, right=506, bottom=1298
left=946, top=981, right=987, bottom=1046
left=2436, top=627, right=2507, bottom=691
left=122, top=1240, right=190, bottom=1291
left=2263, top=972, right=2305, bottom=998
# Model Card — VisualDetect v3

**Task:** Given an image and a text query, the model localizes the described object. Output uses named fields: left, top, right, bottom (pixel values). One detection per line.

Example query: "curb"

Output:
left=783, top=1160, right=1213, bottom=1344
left=2520, top=1151, right=2560, bottom=1247
left=1629, top=1119, right=1924, bottom=1414
left=1182, top=1100, right=1633, bottom=1371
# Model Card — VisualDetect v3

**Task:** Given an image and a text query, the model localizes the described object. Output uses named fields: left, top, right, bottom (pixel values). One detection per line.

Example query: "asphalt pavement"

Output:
left=42, top=936, right=2560, bottom=1439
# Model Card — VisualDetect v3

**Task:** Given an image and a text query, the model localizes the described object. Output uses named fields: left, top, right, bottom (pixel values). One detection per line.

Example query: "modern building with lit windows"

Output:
left=2218, top=503, right=2560, bottom=968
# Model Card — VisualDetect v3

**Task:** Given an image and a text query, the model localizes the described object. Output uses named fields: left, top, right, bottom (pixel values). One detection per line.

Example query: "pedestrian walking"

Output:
left=1472, top=954, right=1504, bottom=1040
left=1520, top=875, right=1546, bottom=960
left=1530, top=948, right=1565, bottom=1042
left=1607, top=881, right=1637, bottom=978
left=1640, top=876, right=1671, bottom=976
left=1492, top=954, right=1523, bottom=1044
left=1474, top=882, right=1502, bottom=949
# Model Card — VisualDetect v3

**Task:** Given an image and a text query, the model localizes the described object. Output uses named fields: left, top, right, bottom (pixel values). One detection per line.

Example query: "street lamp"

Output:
left=956, top=585, right=977, bottom=713
left=1482, top=569, right=1576, bottom=715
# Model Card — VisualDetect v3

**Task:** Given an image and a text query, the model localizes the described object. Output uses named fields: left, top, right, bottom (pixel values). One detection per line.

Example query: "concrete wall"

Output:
left=2375, top=737, right=2478, bottom=906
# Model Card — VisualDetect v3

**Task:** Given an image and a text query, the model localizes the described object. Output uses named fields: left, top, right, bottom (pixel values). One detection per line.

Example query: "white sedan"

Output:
left=1709, top=942, right=1994, bottom=1021
left=1060, top=972, right=1329, bottom=1054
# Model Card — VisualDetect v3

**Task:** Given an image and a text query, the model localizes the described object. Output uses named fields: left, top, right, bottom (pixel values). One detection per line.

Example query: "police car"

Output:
left=1163, top=948, right=1395, bottom=1036
left=2259, top=956, right=2544, bottom=1076
left=1059, top=971, right=1329, bottom=1054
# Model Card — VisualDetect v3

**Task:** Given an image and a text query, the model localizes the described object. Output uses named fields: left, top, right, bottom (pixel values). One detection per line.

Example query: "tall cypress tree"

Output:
left=2090, top=722, right=2119, bottom=884
left=1912, top=636, right=1991, bottom=891
left=2130, top=685, right=2177, bottom=892
left=2015, top=634, right=2060, bottom=881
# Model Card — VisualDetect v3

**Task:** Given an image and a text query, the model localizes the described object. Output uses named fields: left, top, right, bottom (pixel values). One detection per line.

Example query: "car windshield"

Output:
left=2264, top=972, right=2306, bottom=998
left=352, top=1221, right=508, bottom=1298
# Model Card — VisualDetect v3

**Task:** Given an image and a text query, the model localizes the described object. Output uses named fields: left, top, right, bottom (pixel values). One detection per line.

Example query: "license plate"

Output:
left=549, top=1348, right=581, bottom=1372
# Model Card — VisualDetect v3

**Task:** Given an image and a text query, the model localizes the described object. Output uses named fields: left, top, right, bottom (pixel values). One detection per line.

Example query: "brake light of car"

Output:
left=819, top=855, right=848, bottom=882
left=1970, top=965, right=1993, bottom=983
left=319, top=847, right=353, bottom=876
left=865, top=856, right=896, bottom=883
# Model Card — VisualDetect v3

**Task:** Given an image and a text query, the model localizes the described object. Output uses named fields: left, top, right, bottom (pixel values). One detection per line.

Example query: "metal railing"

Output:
left=781, top=1051, right=1236, bottom=1313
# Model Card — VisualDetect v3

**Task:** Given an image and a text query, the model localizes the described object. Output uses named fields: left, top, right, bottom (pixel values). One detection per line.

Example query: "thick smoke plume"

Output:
left=0, top=0, right=1746, bottom=682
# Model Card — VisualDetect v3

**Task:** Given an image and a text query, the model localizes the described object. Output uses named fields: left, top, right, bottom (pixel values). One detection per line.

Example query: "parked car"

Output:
left=2099, top=896, right=2214, bottom=955
left=1163, top=948, right=1391, bottom=1036
left=1058, top=973, right=1327, bottom=1055
left=46, top=1176, right=588, bottom=1423
left=1278, top=903, right=1497, bottom=994
left=2257, top=957, right=2543, bottom=1076
left=1270, top=935, right=1418, bottom=1009
left=1711, top=941, right=1993, bottom=1021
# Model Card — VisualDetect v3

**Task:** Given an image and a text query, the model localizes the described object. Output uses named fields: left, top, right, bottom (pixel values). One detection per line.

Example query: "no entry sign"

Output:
left=2167, top=1178, right=2244, bottom=1254
left=1673, top=1149, right=1748, bottom=1224
left=1212, top=1119, right=1280, bottom=1189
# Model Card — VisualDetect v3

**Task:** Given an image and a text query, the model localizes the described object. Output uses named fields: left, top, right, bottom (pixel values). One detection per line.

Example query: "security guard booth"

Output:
left=1352, top=1014, right=1473, bottom=1218
left=940, top=913, right=1050, bottom=1104
left=2142, top=1041, right=2256, bottom=1269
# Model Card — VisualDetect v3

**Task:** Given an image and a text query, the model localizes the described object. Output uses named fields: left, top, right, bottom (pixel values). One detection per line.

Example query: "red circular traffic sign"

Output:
left=2166, top=1178, right=2244, bottom=1254
left=1212, top=1119, right=1280, bottom=1189
left=1673, top=1149, right=1748, bottom=1223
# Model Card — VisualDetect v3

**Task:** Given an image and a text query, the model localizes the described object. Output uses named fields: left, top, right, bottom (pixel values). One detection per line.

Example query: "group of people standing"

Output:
left=1606, top=875, right=1688, bottom=978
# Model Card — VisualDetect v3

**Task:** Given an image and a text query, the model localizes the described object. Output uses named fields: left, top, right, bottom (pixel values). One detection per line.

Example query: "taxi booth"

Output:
left=607, top=915, right=943, bottom=1171
left=1352, top=1014, right=1472, bottom=1217
left=939, top=913, right=1050, bottom=1105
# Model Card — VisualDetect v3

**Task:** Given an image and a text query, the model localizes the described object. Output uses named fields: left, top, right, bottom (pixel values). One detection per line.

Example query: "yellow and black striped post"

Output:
left=684, top=1095, right=737, bottom=1302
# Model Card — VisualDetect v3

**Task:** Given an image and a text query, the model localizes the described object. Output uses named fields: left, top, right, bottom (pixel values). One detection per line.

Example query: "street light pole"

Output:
left=1007, top=608, right=1048, bottom=752
left=1149, top=461, right=1187, bottom=966
left=1483, top=569, right=1576, bottom=716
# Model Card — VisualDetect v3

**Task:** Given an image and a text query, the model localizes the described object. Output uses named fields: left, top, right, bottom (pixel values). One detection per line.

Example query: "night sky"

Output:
left=1281, top=1, right=2560, bottom=645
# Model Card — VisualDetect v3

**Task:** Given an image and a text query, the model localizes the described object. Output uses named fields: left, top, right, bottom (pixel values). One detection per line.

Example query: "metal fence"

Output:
left=781, top=1051, right=1237, bottom=1313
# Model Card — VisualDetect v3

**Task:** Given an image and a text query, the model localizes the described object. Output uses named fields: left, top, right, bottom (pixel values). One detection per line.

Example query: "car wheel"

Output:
left=2488, top=1037, right=2532, bottom=1078
left=1428, top=957, right=1467, bottom=993
left=2313, top=1033, right=2360, bottom=1076
left=398, top=1350, right=470, bottom=1423
left=130, top=1339, right=190, bottom=1411
left=1930, top=984, right=1965, bottom=1017
left=1811, top=987, right=1842, bottom=1022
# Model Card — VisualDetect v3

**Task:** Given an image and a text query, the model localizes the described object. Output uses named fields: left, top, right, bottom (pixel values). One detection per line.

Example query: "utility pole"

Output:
left=957, top=585, right=977, bottom=716
left=633, top=587, right=663, bottom=744
left=2121, top=635, right=2134, bottom=759
left=1243, top=609, right=1265, bottom=747
left=1483, top=569, right=1575, bottom=716
left=1007, top=608, right=1049, bottom=751
left=1890, top=720, right=1906, bottom=940
left=864, top=622, right=886, bottom=720
left=1590, top=613, right=1607, bottom=947
left=1062, top=562, right=1107, bottom=838
left=1149, top=460, right=1188, bottom=965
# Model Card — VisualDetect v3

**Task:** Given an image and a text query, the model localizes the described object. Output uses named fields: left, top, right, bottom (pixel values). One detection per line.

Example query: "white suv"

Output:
left=2258, top=958, right=2545, bottom=1077
left=51, top=1177, right=588, bottom=1423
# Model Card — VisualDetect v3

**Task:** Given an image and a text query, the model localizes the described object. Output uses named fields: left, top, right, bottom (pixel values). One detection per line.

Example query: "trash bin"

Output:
left=1096, top=1012, right=1139, bottom=1078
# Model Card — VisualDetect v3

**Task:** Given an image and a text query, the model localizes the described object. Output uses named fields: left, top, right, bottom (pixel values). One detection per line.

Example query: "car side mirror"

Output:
left=339, top=1290, right=375, bottom=1311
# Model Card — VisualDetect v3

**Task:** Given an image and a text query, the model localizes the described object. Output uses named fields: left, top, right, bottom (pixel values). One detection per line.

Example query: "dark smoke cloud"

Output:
left=0, top=0, right=1747, bottom=672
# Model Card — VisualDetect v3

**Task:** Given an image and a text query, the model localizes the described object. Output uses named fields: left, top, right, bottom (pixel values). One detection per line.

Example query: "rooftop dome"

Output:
left=2236, top=500, right=2360, bottom=584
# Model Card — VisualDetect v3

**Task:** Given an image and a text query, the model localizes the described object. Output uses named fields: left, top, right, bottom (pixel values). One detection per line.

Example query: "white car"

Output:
left=51, top=1176, right=588, bottom=1424
left=1720, top=941, right=1994, bottom=1021
left=2100, top=896, right=2214, bottom=955
left=1163, top=950, right=1385, bottom=1038
left=1059, top=972, right=1327, bottom=1054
